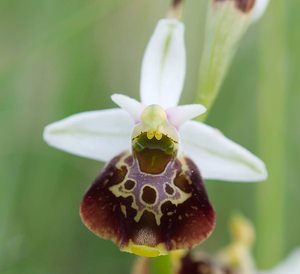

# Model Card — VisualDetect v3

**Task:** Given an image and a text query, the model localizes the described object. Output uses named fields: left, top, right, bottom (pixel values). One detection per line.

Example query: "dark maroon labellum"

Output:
left=80, top=150, right=215, bottom=256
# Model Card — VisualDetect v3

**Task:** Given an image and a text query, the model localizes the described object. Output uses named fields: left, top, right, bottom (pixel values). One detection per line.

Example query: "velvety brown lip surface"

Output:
left=80, top=151, right=215, bottom=253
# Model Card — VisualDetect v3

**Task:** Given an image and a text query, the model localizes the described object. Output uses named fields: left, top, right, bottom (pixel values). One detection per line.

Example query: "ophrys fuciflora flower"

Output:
left=44, top=19, right=267, bottom=257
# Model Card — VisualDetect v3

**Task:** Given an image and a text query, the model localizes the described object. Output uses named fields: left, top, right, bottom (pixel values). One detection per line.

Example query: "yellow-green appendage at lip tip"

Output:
left=122, top=242, right=169, bottom=257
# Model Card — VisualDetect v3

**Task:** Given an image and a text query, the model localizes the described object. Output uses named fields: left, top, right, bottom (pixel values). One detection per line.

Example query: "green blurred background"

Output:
left=0, top=0, right=299, bottom=273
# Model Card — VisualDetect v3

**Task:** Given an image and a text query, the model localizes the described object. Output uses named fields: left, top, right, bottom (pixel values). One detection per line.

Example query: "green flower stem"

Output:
left=196, top=2, right=250, bottom=119
left=151, top=255, right=172, bottom=274
left=256, top=1, right=287, bottom=268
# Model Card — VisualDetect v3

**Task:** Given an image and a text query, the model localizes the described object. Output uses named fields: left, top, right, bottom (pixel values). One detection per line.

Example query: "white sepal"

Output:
left=140, top=19, right=186, bottom=108
left=180, top=121, right=268, bottom=182
left=43, top=109, right=133, bottom=162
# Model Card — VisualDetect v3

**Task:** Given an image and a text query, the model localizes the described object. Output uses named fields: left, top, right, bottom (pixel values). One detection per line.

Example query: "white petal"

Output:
left=180, top=121, right=268, bottom=182
left=166, top=104, right=206, bottom=128
left=251, top=0, right=270, bottom=22
left=140, top=19, right=186, bottom=108
left=43, top=109, right=133, bottom=162
left=111, top=93, right=145, bottom=123
left=258, top=249, right=300, bottom=274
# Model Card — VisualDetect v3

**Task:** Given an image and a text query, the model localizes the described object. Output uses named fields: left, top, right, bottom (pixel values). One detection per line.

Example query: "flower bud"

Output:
left=196, top=0, right=269, bottom=113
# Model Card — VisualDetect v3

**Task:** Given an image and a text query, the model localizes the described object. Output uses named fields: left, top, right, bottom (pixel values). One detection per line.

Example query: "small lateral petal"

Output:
left=111, top=94, right=145, bottom=123
left=166, top=104, right=206, bottom=128
left=140, top=19, right=186, bottom=108
left=43, top=109, right=133, bottom=162
left=180, top=121, right=268, bottom=182
left=80, top=152, right=215, bottom=257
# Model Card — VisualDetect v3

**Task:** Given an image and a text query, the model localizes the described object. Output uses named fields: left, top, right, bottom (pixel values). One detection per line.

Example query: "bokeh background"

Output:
left=0, top=0, right=299, bottom=273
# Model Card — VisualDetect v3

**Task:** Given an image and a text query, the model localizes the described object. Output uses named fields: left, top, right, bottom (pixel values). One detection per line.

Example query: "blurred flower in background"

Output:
left=132, top=215, right=300, bottom=274
left=174, top=215, right=300, bottom=274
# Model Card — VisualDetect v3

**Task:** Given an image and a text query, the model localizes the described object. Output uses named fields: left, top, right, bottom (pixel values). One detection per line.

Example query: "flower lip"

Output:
left=122, top=242, right=168, bottom=257
left=80, top=151, right=215, bottom=257
left=133, top=132, right=178, bottom=154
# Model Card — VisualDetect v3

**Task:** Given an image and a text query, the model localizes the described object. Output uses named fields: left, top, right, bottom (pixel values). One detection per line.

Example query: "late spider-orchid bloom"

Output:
left=44, top=19, right=267, bottom=257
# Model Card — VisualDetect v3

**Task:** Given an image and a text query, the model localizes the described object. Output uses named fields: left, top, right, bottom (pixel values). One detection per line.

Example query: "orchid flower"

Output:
left=43, top=18, right=267, bottom=257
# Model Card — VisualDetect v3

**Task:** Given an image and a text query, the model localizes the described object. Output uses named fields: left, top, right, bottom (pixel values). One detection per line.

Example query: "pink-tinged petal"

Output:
left=166, top=104, right=206, bottom=128
left=180, top=121, right=267, bottom=182
left=111, top=94, right=145, bottom=123
left=80, top=151, right=215, bottom=257
left=43, top=109, right=132, bottom=162
left=140, top=19, right=186, bottom=108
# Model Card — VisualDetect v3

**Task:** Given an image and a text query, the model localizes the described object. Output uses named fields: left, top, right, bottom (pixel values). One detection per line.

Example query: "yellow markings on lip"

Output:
left=154, top=131, right=162, bottom=140
left=147, top=130, right=155, bottom=140
left=122, top=242, right=168, bottom=257
left=146, top=130, right=163, bottom=140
